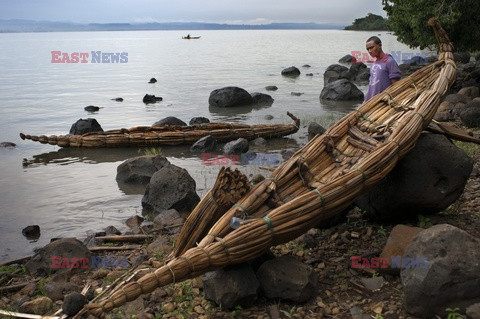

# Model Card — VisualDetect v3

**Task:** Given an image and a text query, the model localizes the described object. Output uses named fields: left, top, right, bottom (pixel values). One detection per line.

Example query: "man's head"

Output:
left=366, top=36, right=383, bottom=59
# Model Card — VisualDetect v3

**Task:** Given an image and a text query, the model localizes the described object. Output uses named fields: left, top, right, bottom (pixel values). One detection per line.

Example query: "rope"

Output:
left=233, top=203, right=249, bottom=218
left=355, top=110, right=380, bottom=126
left=312, top=188, right=325, bottom=206
left=200, top=247, right=213, bottom=266
left=355, top=167, right=366, bottom=181
left=179, top=256, right=196, bottom=273
left=413, top=112, right=426, bottom=122
left=266, top=178, right=278, bottom=187
left=216, top=237, right=232, bottom=263
left=263, top=216, right=275, bottom=239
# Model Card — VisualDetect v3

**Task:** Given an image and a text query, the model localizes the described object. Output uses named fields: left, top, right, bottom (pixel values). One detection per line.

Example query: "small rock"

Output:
left=291, top=92, right=304, bottom=96
left=146, top=236, right=172, bottom=255
left=306, top=73, right=314, bottom=76
left=190, top=135, right=216, bottom=153
left=360, top=277, right=384, bottom=292
left=308, top=122, right=326, bottom=139
left=153, top=116, right=187, bottom=127
left=153, top=209, right=185, bottom=231
left=302, top=64, right=311, bottom=68
left=251, top=137, right=267, bottom=147
left=264, top=115, right=274, bottom=120
left=466, top=303, right=480, bottom=319
left=265, top=86, right=278, bottom=91
left=223, top=138, right=249, bottom=155
left=189, top=117, right=210, bottom=125
left=22, top=225, right=40, bottom=240
left=126, top=215, right=145, bottom=229
left=104, top=225, right=121, bottom=235
left=20, top=296, right=53, bottom=315
left=148, top=78, right=157, bottom=83
left=20, top=282, right=38, bottom=297
left=209, top=86, right=253, bottom=107
left=69, top=118, right=103, bottom=135
left=84, top=105, right=100, bottom=112
left=0, top=141, right=16, bottom=148
left=44, top=282, right=81, bottom=301
left=143, top=94, right=163, bottom=104
left=111, top=97, right=123, bottom=102
left=251, top=92, right=274, bottom=105
left=92, top=268, right=110, bottom=279
left=62, top=292, right=87, bottom=316
left=281, top=66, right=301, bottom=77
left=164, top=302, right=175, bottom=312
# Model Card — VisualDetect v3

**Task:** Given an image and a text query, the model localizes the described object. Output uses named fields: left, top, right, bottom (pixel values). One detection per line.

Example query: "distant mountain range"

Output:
left=0, top=19, right=345, bottom=33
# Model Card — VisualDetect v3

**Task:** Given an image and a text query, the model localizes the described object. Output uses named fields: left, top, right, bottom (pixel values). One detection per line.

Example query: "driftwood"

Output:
left=0, top=310, right=61, bottom=319
left=95, top=235, right=154, bottom=243
left=426, top=120, right=480, bottom=144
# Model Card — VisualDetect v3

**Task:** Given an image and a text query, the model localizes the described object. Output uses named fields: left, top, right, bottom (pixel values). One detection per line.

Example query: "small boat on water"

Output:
left=182, top=35, right=201, bottom=39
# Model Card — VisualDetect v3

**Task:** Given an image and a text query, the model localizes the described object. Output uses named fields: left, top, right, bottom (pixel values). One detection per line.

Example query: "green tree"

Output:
left=382, top=0, right=480, bottom=52
left=345, top=13, right=389, bottom=31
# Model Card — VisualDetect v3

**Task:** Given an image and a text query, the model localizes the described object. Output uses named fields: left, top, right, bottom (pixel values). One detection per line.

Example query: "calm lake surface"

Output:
left=0, top=29, right=427, bottom=262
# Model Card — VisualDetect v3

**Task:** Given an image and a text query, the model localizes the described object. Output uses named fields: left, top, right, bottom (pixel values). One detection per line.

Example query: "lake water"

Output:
left=0, top=29, right=427, bottom=263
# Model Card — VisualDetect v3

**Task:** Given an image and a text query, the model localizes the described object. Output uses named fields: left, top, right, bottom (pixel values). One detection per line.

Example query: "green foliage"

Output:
left=418, top=215, right=432, bottom=228
left=37, top=277, right=50, bottom=296
left=376, top=314, right=385, bottom=319
left=377, top=225, right=387, bottom=237
left=141, top=147, right=163, bottom=156
left=230, top=305, right=243, bottom=318
left=382, top=0, right=480, bottom=52
left=345, top=13, right=389, bottom=31
left=453, top=140, right=480, bottom=158
left=0, top=264, right=26, bottom=274
left=280, top=305, right=297, bottom=319
left=446, top=307, right=462, bottom=319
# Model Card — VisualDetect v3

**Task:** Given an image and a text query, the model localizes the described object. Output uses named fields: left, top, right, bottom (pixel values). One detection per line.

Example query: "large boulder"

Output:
left=116, top=155, right=170, bottom=185
left=209, top=87, right=253, bottom=107
left=355, top=133, right=473, bottom=220
left=256, top=256, right=318, bottom=303
left=69, top=118, right=103, bottom=135
left=203, top=263, right=259, bottom=309
left=281, top=66, right=301, bottom=77
left=454, top=52, right=471, bottom=64
left=323, top=64, right=350, bottom=84
left=141, top=165, right=200, bottom=215
left=339, top=54, right=356, bottom=63
left=152, top=116, right=187, bottom=127
left=25, top=238, right=91, bottom=276
left=189, top=117, right=210, bottom=126
left=401, top=224, right=480, bottom=317
left=320, top=79, right=364, bottom=101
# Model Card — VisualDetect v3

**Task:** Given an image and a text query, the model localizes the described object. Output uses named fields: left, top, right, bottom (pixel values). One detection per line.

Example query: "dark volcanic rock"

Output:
left=324, top=64, right=350, bottom=84
left=209, top=87, right=253, bottom=107
left=44, top=281, right=81, bottom=301
left=141, top=165, right=200, bottom=215
left=460, top=101, right=480, bottom=127
left=401, top=224, right=480, bottom=317
left=116, top=155, right=170, bottom=185
left=148, top=78, right=157, bottom=83
left=84, top=105, right=100, bottom=112
left=251, top=92, right=274, bottom=105
left=111, top=97, right=123, bottom=102
left=307, top=122, right=326, bottom=139
left=223, top=138, right=249, bottom=155
left=265, top=86, right=278, bottom=91
left=22, top=225, right=40, bottom=240
left=256, top=256, right=318, bottom=303
left=143, top=94, right=162, bottom=104
left=204, top=263, right=259, bottom=309
left=355, top=133, right=474, bottom=220
left=320, top=79, right=364, bottom=101
left=339, top=54, right=356, bottom=63
left=0, top=141, right=16, bottom=148
left=454, top=52, right=471, bottom=64
left=190, top=135, right=216, bottom=153
left=25, top=238, right=91, bottom=276
left=281, top=66, right=301, bottom=77
left=189, top=117, right=210, bottom=125
left=152, top=116, right=187, bottom=127
left=62, top=292, right=88, bottom=316
left=69, top=118, right=103, bottom=135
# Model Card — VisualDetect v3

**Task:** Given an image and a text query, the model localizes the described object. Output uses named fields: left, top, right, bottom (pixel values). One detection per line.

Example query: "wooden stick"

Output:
left=95, top=235, right=153, bottom=243
left=0, top=310, right=60, bottom=319
left=88, top=245, right=141, bottom=252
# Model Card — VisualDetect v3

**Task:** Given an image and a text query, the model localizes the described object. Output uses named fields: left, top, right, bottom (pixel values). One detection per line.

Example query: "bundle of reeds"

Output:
left=83, top=18, right=456, bottom=318
left=19, top=113, right=300, bottom=148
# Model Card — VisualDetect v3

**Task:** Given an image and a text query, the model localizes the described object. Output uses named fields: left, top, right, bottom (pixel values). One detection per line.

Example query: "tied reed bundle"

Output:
left=83, top=18, right=455, bottom=318
left=19, top=113, right=300, bottom=148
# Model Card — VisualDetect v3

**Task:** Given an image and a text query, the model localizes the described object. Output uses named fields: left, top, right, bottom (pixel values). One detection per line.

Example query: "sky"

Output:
left=0, top=0, right=386, bottom=25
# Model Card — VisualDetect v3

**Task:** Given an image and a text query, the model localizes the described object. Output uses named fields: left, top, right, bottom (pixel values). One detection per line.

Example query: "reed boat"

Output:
left=80, top=18, right=456, bottom=318
left=19, top=113, right=300, bottom=148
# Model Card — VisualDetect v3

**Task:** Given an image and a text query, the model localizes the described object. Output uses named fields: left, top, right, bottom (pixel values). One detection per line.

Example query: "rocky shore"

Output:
left=2, top=54, right=480, bottom=319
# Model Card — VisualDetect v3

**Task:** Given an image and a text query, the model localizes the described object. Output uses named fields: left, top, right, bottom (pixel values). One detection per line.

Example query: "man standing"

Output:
left=364, top=36, right=401, bottom=102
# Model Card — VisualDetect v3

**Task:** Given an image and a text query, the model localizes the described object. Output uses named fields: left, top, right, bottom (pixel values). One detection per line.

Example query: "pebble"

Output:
left=164, top=302, right=175, bottom=312
left=194, top=305, right=205, bottom=314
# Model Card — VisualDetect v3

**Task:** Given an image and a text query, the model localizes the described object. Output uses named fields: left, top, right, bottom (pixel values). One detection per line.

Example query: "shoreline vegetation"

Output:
left=344, top=13, right=389, bottom=31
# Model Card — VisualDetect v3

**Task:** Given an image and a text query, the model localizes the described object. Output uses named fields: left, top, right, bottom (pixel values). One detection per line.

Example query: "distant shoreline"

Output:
left=0, top=20, right=346, bottom=33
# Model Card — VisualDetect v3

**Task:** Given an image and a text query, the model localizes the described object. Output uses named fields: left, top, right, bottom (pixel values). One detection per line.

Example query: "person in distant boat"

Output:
left=186, top=34, right=191, bottom=39
left=364, top=36, right=401, bottom=102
